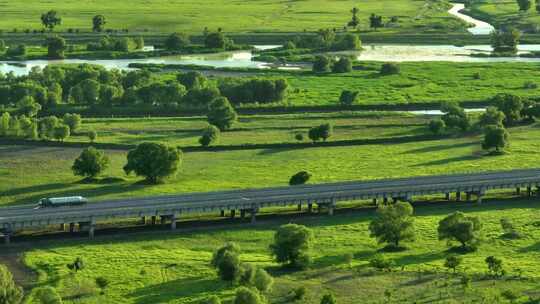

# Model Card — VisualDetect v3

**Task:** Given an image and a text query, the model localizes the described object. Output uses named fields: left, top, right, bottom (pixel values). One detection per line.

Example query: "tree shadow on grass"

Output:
left=402, top=141, right=477, bottom=154
left=128, top=277, right=225, bottom=304
left=391, top=251, right=443, bottom=268
left=412, top=155, right=479, bottom=167
left=0, top=183, right=70, bottom=198
left=517, top=241, right=540, bottom=253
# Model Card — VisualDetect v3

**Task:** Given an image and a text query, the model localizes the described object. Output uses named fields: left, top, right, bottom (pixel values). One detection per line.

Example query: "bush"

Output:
left=312, top=55, right=331, bottom=73
left=164, top=32, right=190, bottom=50
left=291, top=286, right=307, bottom=301
left=294, top=133, right=304, bottom=141
left=320, top=293, right=337, bottom=304
left=482, top=125, right=509, bottom=154
left=289, top=171, right=311, bottom=186
left=380, top=63, right=400, bottom=75
left=332, top=57, right=352, bottom=73
left=438, top=212, right=482, bottom=251
left=63, top=113, right=82, bottom=132
left=339, top=90, right=359, bottom=106
left=270, top=224, right=313, bottom=269
left=500, top=218, right=522, bottom=239
left=202, top=295, right=222, bottom=304
left=428, top=119, right=445, bottom=135
left=253, top=268, right=273, bottom=293
left=369, top=255, right=395, bottom=271
left=212, top=243, right=242, bottom=282
left=199, top=125, right=220, bottom=147
left=234, top=287, right=264, bottom=304
left=485, top=256, right=504, bottom=277
left=88, top=130, right=97, bottom=142
left=207, top=97, right=238, bottom=131
left=32, top=286, right=62, bottom=304
left=53, top=124, right=70, bottom=141
left=444, top=255, right=463, bottom=273
left=239, top=263, right=256, bottom=286
left=308, top=123, right=333, bottom=142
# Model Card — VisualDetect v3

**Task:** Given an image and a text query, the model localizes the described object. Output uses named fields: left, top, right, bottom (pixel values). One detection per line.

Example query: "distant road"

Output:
left=1, top=168, right=540, bottom=243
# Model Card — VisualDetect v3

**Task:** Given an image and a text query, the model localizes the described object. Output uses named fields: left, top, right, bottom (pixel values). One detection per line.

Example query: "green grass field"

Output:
left=20, top=199, right=540, bottom=303
left=468, top=0, right=540, bottom=30
left=0, top=0, right=465, bottom=34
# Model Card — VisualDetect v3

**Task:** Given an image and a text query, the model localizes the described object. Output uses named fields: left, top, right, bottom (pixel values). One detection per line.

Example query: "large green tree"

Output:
left=270, top=224, right=313, bottom=269
left=92, top=15, right=106, bottom=32
left=482, top=125, right=509, bottom=153
left=46, top=36, right=66, bottom=59
left=207, top=97, right=237, bottom=131
left=164, top=33, right=191, bottom=50
left=493, top=93, right=523, bottom=125
left=72, top=147, right=110, bottom=179
left=369, top=201, right=415, bottom=248
left=438, top=212, right=482, bottom=251
left=41, top=10, right=62, bottom=31
left=123, top=143, right=182, bottom=184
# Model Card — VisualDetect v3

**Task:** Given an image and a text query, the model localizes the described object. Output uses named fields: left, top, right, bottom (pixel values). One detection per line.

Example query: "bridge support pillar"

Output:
left=240, top=209, right=246, bottom=219
left=405, top=194, right=413, bottom=204
left=372, top=198, right=378, bottom=205
left=328, top=199, right=336, bottom=216
left=383, top=197, right=388, bottom=204
left=477, top=194, right=483, bottom=204
left=527, top=186, right=532, bottom=197
left=3, top=230, right=12, bottom=245
left=60, top=223, right=66, bottom=231
left=170, top=215, right=177, bottom=230
left=516, top=187, right=521, bottom=195
left=88, top=221, right=96, bottom=239
left=160, top=216, right=166, bottom=225
left=220, top=210, right=225, bottom=217
left=297, top=204, right=302, bottom=211
left=140, top=217, right=146, bottom=225
left=445, top=193, right=450, bottom=201
left=466, top=192, right=472, bottom=202
left=69, top=223, right=75, bottom=233
left=307, top=203, right=313, bottom=213
left=230, top=210, right=236, bottom=218
left=456, top=192, right=461, bottom=202
left=151, top=216, right=157, bottom=225
left=250, top=208, right=258, bottom=224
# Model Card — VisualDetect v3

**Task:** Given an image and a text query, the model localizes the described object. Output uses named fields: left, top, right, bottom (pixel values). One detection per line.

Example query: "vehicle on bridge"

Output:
left=37, top=196, right=88, bottom=208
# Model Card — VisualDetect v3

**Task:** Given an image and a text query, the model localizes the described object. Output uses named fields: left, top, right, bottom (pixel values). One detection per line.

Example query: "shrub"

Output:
left=380, top=63, right=400, bottom=75
left=485, top=256, right=504, bottom=277
left=253, top=268, right=273, bottom=293
left=369, top=255, right=395, bottom=271
left=212, top=243, right=242, bottom=282
left=199, top=125, right=220, bottom=147
left=88, top=130, right=97, bottom=142
left=32, top=286, right=62, bottom=304
left=95, top=277, right=109, bottom=294
left=207, top=97, right=238, bottom=131
left=482, top=125, right=509, bottom=154
left=312, top=55, right=331, bottom=73
left=332, top=57, right=352, bottom=73
left=53, top=124, right=70, bottom=141
left=444, top=255, right=462, bottom=273
left=239, top=263, right=256, bottom=286
left=320, top=293, right=337, bottom=304
left=63, top=113, right=82, bottom=132
left=270, top=224, right=313, bottom=269
left=234, top=287, right=264, bottom=304
left=294, top=133, right=304, bottom=141
left=339, top=90, right=359, bottom=106
left=291, top=286, right=307, bottom=301
left=289, top=171, right=311, bottom=186
left=428, top=119, right=445, bottom=135
left=308, top=123, right=333, bottom=142
left=202, top=295, right=222, bottom=304
left=500, top=218, right=521, bottom=239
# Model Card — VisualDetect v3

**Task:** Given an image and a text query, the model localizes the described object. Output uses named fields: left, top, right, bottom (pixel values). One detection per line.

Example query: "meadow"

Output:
left=468, top=0, right=540, bottom=31
left=19, top=199, right=540, bottom=303
left=0, top=0, right=464, bottom=34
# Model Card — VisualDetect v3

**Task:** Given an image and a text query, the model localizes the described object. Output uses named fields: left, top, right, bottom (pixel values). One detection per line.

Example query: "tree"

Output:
left=177, top=71, right=207, bottom=90
left=308, top=123, right=333, bottom=142
left=380, top=63, right=400, bottom=75
left=335, top=33, right=361, bottom=50
left=312, top=55, right=331, bottom=73
left=207, top=97, right=237, bottom=131
left=123, top=143, right=182, bottom=184
left=339, top=90, right=359, bottom=106
left=32, top=287, right=62, bottom=304
left=239, top=263, right=256, bottom=286
left=38, top=116, right=59, bottom=139
left=199, top=125, right=220, bottom=147
left=536, top=0, right=540, bottom=13
left=0, top=112, right=10, bottom=137
left=444, top=255, right=463, bottom=273
left=270, top=223, right=313, bottom=269
left=440, top=102, right=470, bottom=131
left=46, top=36, right=66, bottom=59
left=41, top=10, right=62, bottom=31
left=369, top=14, right=384, bottom=30
left=92, top=15, right=106, bottom=32
left=485, top=256, right=503, bottom=276
left=66, top=257, right=84, bottom=272
left=234, top=287, right=264, bottom=304
left=320, top=293, right=337, bottom=304
left=348, top=7, right=360, bottom=27
left=369, top=255, right=395, bottom=271
left=478, top=107, right=505, bottom=127
left=72, top=147, right=110, bottom=179
left=428, top=119, right=445, bottom=135
left=164, top=33, right=190, bottom=50
left=369, top=202, right=415, bottom=249
left=53, top=124, right=70, bottom=142
left=493, top=93, right=523, bottom=125
left=501, top=290, right=521, bottom=304
left=332, top=57, right=352, bottom=73
left=289, top=171, right=311, bottom=186
left=438, top=212, right=482, bottom=251
left=491, top=28, right=521, bottom=53
left=63, top=113, right=82, bottom=133
left=517, top=0, right=532, bottom=11
left=253, top=268, right=273, bottom=293
left=0, top=265, right=23, bottom=304
left=95, top=277, right=109, bottom=294
left=216, top=251, right=242, bottom=282
left=482, top=125, right=509, bottom=153
left=88, top=130, right=97, bottom=143
left=17, top=96, right=41, bottom=117
left=205, top=32, right=231, bottom=49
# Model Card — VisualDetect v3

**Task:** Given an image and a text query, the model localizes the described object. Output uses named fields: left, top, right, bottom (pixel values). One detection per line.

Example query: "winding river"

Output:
left=0, top=5, right=537, bottom=75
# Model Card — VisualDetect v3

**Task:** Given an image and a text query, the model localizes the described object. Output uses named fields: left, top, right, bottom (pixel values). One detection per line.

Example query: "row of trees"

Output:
left=0, top=111, right=83, bottom=142
left=313, top=56, right=353, bottom=73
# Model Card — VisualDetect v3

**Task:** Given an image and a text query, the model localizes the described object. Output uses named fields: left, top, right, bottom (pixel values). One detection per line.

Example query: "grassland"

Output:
left=467, top=0, right=540, bottom=31
left=0, top=0, right=465, bottom=34
left=3, top=111, right=540, bottom=207
left=17, top=199, right=540, bottom=303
